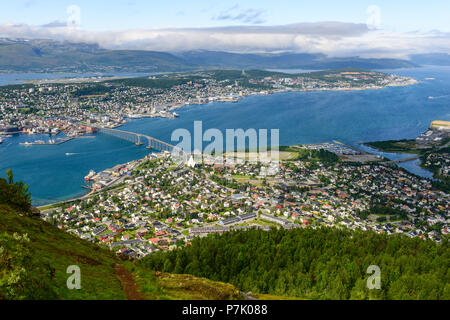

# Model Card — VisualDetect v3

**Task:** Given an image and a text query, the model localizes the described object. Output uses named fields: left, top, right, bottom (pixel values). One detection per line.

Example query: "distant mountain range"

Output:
left=0, top=38, right=193, bottom=73
left=409, top=53, right=450, bottom=66
left=0, top=37, right=433, bottom=73
left=174, top=50, right=418, bottom=70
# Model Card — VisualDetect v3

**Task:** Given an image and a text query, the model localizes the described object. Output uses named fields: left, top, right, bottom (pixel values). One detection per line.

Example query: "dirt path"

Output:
left=240, top=291, right=258, bottom=300
left=114, top=264, right=145, bottom=300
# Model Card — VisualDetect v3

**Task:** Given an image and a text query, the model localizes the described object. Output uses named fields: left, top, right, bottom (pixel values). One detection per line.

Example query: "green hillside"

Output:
left=0, top=174, right=126, bottom=299
left=0, top=39, right=193, bottom=73
left=0, top=208, right=125, bottom=299
left=0, top=173, right=245, bottom=300
left=6, top=170, right=446, bottom=300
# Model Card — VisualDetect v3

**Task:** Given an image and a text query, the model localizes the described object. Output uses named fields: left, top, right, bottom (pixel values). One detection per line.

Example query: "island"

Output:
left=0, top=68, right=417, bottom=140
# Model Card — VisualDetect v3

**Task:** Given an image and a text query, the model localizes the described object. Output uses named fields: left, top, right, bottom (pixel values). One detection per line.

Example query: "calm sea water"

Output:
left=0, top=67, right=449, bottom=205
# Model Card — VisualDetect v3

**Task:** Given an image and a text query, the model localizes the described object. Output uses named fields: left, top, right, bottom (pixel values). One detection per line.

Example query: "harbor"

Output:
left=1, top=67, right=449, bottom=206
left=19, top=137, right=74, bottom=146
left=18, top=135, right=96, bottom=146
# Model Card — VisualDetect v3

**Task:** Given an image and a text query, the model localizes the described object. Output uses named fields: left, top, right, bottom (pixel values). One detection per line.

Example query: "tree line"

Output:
left=0, top=170, right=32, bottom=215
left=140, top=227, right=449, bottom=300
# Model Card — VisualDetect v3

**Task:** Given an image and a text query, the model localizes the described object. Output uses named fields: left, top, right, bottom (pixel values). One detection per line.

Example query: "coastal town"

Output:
left=40, top=133, right=449, bottom=259
left=0, top=69, right=416, bottom=139
left=2, top=0, right=450, bottom=304
left=2, top=68, right=447, bottom=259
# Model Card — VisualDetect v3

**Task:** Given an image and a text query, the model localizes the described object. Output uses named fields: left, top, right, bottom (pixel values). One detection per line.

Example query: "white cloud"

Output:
left=213, top=5, right=267, bottom=24
left=0, top=21, right=449, bottom=58
left=40, top=20, right=67, bottom=28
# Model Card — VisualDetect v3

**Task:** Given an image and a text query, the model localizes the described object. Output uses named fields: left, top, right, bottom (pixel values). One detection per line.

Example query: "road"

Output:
left=38, top=175, right=130, bottom=211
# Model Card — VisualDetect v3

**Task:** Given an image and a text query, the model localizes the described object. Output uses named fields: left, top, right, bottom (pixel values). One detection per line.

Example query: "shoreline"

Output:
left=36, top=131, right=430, bottom=210
left=360, top=125, right=450, bottom=182
left=13, top=75, right=419, bottom=209
left=99, top=77, right=419, bottom=129
left=4, top=74, right=419, bottom=140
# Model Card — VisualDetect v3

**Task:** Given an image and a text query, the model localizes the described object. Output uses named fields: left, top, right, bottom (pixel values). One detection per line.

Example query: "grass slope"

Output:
left=0, top=203, right=125, bottom=299
left=0, top=202, right=250, bottom=300
left=130, top=265, right=243, bottom=300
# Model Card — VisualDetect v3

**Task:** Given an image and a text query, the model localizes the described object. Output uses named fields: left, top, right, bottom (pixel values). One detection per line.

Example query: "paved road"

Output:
left=38, top=176, right=129, bottom=211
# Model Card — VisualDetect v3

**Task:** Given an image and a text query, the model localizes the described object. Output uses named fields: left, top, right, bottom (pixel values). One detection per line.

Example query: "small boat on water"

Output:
left=428, top=96, right=434, bottom=100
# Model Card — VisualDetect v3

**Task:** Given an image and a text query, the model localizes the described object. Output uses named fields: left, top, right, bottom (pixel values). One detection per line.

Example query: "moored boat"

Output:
left=84, top=170, right=96, bottom=181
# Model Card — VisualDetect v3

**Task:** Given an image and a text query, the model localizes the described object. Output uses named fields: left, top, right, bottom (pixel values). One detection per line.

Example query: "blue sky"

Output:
left=0, top=0, right=449, bottom=57
left=1, top=0, right=449, bottom=32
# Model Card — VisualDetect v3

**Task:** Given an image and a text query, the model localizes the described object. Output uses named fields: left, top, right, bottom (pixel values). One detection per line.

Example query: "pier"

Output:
left=19, top=137, right=74, bottom=146
left=332, top=140, right=368, bottom=154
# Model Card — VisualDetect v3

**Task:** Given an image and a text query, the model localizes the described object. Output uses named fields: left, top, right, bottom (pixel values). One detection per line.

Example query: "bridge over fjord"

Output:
left=95, top=126, right=184, bottom=155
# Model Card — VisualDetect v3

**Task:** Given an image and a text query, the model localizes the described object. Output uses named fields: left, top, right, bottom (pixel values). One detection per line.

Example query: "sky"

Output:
left=0, top=0, right=449, bottom=57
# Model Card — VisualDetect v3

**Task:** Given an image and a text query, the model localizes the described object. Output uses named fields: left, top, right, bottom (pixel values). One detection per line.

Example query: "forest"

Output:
left=72, top=84, right=112, bottom=97
left=140, top=227, right=449, bottom=300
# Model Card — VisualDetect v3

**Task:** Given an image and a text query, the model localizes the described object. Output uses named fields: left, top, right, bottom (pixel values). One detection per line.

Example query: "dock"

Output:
left=20, top=137, right=74, bottom=146
left=332, top=140, right=368, bottom=154
left=19, top=135, right=97, bottom=146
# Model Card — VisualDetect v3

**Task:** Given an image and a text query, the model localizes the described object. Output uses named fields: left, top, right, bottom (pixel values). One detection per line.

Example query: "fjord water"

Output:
left=0, top=67, right=449, bottom=205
